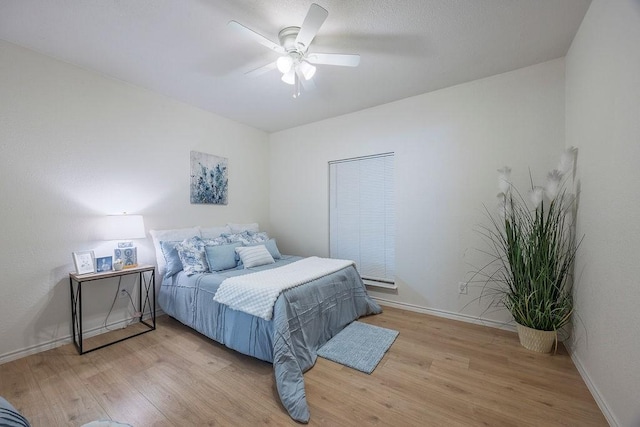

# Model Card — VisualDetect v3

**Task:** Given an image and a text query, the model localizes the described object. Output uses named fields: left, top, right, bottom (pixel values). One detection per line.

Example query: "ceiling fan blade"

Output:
left=245, top=62, right=277, bottom=78
left=307, top=53, right=361, bottom=67
left=228, top=20, right=285, bottom=54
left=295, top=3, right=328, bottom=51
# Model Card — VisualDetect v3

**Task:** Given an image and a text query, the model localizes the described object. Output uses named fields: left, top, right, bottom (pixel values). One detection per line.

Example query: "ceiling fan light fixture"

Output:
left=231, top=3, right=359, bottom=97
left=298, top=60, right=316, bottom=80
left=281, top=69, right=296, bottom=85
left=276, top=55, right=293, bottom=74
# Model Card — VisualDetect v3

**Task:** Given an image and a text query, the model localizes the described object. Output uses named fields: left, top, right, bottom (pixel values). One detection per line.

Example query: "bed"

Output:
left=151, top=225, right=381, bottom=423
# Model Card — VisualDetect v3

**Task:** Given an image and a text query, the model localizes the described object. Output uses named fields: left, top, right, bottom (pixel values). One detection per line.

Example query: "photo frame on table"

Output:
left=96, top=256, right=113, bottom=273
left=73, top=251, right=95, bottom=275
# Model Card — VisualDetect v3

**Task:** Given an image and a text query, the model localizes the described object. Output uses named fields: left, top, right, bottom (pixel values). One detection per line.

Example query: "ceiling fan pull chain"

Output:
left=293, top=72, right=301, bottom=98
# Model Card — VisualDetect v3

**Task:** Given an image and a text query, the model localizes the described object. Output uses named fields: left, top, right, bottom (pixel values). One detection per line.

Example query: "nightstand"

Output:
left=69, top=265, right=155, bottom=354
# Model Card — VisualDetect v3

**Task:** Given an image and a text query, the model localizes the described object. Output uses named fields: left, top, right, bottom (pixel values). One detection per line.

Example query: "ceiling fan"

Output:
left=228, top=3, right=360, bottom=98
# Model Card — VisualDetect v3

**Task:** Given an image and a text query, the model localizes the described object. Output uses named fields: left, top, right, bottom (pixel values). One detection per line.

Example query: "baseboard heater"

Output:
left=363, top=277, right=397, bottom=290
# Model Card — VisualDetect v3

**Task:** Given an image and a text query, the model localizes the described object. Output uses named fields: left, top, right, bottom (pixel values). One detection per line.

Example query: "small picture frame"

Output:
left=73, top=251, right=96, bottom=275
left=96, top=256, right=113, bottom=273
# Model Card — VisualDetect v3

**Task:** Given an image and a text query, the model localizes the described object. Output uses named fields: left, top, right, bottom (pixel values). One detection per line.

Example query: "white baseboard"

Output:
left=372, top=296, right=517, bottom=332
left=0, top=309, right=164, bottom=365
left=567, top=347, right=618, bottom=427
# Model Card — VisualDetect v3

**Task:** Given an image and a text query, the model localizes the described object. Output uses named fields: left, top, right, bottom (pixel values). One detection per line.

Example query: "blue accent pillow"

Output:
left=263, top=238, right=282, bottom=259
left=205, top=242, right=242, bottom=271
left=160, top=240, right=182, bottom=277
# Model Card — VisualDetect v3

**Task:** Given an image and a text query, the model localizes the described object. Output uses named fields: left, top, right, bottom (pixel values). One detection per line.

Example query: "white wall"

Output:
left=269, top=59, right=565, bottom=325
left=0, top=40, right=269, bottom=361
left=565, top=1, right=640, bottom=426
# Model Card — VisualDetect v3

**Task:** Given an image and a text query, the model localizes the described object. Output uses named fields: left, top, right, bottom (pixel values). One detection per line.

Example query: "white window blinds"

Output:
left=329, top=153, right=395, bottom=286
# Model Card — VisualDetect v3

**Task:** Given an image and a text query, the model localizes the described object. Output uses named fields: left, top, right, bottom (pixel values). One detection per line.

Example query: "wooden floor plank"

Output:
left=28, top=354, right=108, bottom=425
left=84, top=369, right=173, bottom=427
left=0, top=307, right=607, bottom=426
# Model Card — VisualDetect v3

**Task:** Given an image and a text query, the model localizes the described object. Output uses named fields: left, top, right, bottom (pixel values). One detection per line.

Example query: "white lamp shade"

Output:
left=103, top=214, right=146, bottom=240
left=281, top=69, right=296, bottom=85
left=276, top=55, right=293, bottom=74
left=298, top=61, right=316, bottom=80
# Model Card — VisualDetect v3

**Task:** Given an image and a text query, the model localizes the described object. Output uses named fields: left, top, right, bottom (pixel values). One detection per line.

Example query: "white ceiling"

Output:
left=0, top=0, right=591, bottom=133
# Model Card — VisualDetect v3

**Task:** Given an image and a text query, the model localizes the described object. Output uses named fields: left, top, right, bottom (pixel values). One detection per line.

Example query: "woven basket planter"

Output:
left=516, top=323, right=557, bottom=353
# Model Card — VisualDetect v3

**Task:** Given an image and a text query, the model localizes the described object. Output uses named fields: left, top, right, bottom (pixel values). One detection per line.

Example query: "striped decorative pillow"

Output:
left=235, top=245, right=275, bottom=268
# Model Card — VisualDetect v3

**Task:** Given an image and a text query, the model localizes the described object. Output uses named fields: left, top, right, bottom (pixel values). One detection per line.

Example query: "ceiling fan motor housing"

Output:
left=278, top=26, right=304, bottom=53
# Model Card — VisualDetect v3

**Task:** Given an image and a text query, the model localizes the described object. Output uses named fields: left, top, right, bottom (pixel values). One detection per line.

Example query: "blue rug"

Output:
left=317, top=321, right=399, bottom=374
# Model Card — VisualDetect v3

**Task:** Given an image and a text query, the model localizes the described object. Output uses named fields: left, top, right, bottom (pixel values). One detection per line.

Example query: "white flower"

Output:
left=558, top=147, right=578, bottom=175
left=528, top=186, right=544, bottom=209
left=497, top=166, right=512, bottom=194
left=545, top=170, right=564, bottom=200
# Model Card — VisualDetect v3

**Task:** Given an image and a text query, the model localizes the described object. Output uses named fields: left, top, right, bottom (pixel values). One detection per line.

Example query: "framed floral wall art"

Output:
left=190, top=151, right=228, bottom=205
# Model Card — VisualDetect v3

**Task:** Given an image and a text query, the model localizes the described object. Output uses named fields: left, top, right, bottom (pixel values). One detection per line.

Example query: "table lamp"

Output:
left=104, top=213, right=146, bottom=269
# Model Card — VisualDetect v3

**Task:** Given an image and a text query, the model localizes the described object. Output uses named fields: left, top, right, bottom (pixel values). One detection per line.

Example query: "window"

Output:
left=329, top=153, right=395, bottom=288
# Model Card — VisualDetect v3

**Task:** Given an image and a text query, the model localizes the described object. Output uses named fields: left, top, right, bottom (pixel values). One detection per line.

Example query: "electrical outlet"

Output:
left=119, top=289, right=128, bottom=299
left=458, top=282, right=468, bottom=295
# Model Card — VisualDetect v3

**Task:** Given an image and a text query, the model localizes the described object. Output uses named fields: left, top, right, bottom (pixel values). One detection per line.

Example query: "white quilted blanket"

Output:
left=213, top=256, right=355, bottom=320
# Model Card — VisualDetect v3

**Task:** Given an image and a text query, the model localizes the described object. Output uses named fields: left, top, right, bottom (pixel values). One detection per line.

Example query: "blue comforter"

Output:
left=158, top=255, right=381, bottom=422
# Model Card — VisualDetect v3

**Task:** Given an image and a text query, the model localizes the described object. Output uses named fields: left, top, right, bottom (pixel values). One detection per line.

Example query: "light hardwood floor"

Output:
left=0, top=307, right=606, bottom=426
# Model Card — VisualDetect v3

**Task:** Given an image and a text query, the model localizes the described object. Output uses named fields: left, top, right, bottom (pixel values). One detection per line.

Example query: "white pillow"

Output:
left=235, top=245, right=274, bottom=268
left=200, top=225, right=232, bottom=239
left=227, top=222, right=259, bottom=233
left=149, top=227, right=201, bottom=276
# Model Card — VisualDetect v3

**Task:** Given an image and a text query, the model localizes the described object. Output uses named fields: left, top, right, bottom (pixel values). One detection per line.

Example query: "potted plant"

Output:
left=475, top=147, right=581, bottom=353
